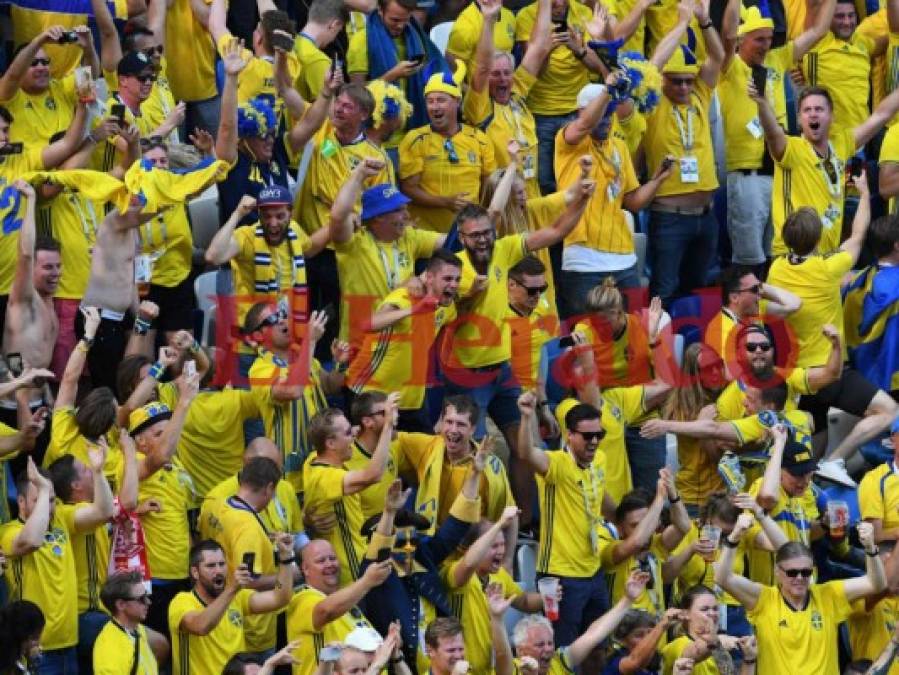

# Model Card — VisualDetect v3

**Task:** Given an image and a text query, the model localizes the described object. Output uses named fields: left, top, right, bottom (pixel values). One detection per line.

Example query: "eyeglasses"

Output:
left=518, top=283, right=548, bottom=296
left=779, top=567, right=814, bottom=578
left=251, top=307, right=287, bottom=332
left=461, top=229, right=494, bottom=241
left=667, top=76, right=694, bottom=87
left=31, top=58, right=50, bottom=67
left=745, top=342, right=772, bottom=353
left=572, top=429, right=606, bottom=442
left=737, top=284, right=761, bottom=295
left=135, top=74, right=157, bottom=84
left=143, top=45, right=164, bottom=56
left=126, top=593, right=152, bottom=604
left=444, top=138, right=459, bottom=164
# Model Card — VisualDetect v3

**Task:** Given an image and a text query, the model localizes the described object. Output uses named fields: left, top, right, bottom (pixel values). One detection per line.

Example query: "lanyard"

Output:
left=228, top=494, right=272, bottom=536
left=497, top=99, right=526, bottom=143
left=370, top=231, right=402, bottom=290
left=568, top=447, right=602, bottom=554
left=597, top=142, right=621, bottom=182
left=816, top=143, right=842, bottom=197
left=70, top=191, right=99, bottom=244
left=672, top=105, right=695, bottom=151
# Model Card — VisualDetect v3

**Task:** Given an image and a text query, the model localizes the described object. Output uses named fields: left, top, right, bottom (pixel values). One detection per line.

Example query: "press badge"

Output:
left=607, top=179, right=621, bottom=202
left=680, top=156, right=700, bottom=183
left=746, top=117, right=763, bottom=139
left=522, top=153, right=535, bottom=180
left=822, top=203, right=840, bottom=229
left=134, top=254, right=152, bottom=283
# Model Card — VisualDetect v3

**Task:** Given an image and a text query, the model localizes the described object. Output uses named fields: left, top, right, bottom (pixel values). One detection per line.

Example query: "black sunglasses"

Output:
left=515, top=281, right=548, bottom=296
left=140, top=135, right=167, bottom=149
left=251, top=307, right=287, bottom=333
left=745, top=342, right=772, bottom=353
left=444, top=138, right=459, bottom=164
left=132, top=73, right=157, bottom=84
left=126, top=593, right=152, bottom=604
left=572, top=429, right=606, bottom=442
left=780, top=567, right=814, bottom=578
left=31, top=58, right=51, bottom=67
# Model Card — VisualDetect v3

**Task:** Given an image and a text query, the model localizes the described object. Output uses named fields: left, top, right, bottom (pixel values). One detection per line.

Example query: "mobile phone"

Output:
left=319, top=645, right=342, bottom=662
left=6, top=353, right=22, bottom=378
left=271, top=31, right=294, bottom=52
left=57, top=30, right=79, bottom=44
left=637, top=557, right=654, bottom=588
left=558, top=335, right=576, bottom=349
left=553, top=19, right=568, bottom=33
left=409, top=54, right=426, bottom=66
left=329, top=57, right=343, bottom=77
left=846, top=156, right=865, bottom=179
left=110, top=103, right=126, bottom=126
left=661, top=156, right=675, bottom=172
left=750, top=64, right=768, bottom=97
left=0, top=143, right=23, bottom=156
left=376, top=547, right=391, bottom=563
left=242, top=552, right=257, bottom=577
left=183, top=359, right=196, bottom=379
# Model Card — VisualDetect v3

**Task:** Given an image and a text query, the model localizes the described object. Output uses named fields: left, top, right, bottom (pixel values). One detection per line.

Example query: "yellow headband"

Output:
left=424, top=61, right=466, bottom=99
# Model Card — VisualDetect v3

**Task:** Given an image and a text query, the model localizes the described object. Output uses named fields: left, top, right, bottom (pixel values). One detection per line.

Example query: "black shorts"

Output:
left=799, top=366, right=881, bottom=433
left=147, top=278, right=195, bottom=332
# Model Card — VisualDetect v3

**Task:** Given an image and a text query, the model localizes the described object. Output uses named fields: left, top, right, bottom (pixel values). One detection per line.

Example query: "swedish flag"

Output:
left=843, top=265, right=899, bottom=392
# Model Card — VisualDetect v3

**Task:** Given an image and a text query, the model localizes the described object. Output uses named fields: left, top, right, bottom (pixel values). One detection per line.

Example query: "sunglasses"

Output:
left=515, top=281, right=548, bottom=296
left=251, top=307, right=287, bottom=332
left=779, top=567, right=814, bottom=578
left=31, top=58, right=51, bottom=67
left=738, top=284, right=762, bottom=295
left=572, top=429, right=606, bottom=442
left=135, top=74, right=157, bottom=84
left=444, top=138, right=459, bottom=164
left=143, top=45, right=164, bottom=56
left=139, top=135, right=167, bottom=149
left=126, top=593, right=152, bottom=604
left=745, top=342, right=772, bottom=353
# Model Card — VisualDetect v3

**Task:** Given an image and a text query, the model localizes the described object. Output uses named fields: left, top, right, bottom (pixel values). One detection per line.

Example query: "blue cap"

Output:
left=257, top=185, right=292, bottom=208
left=361, top=183, right=410, bottom=221
left=892, top=415, right=899, bottom=434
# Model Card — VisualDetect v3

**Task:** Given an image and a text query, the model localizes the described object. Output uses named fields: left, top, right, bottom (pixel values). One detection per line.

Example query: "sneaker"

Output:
left=815, top=458, right=857, bottom=488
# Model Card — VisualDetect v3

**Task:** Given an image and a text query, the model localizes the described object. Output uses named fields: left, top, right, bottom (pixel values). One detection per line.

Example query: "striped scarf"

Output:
left=251, top=223, right=309, bottom=322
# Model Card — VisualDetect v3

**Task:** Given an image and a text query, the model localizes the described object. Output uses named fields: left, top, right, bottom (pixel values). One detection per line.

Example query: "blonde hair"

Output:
left=662, top=343, right=715, bottom=421
left=584, top=277, right=623, bottom=314
left=480, top=167, right=528, bottom=237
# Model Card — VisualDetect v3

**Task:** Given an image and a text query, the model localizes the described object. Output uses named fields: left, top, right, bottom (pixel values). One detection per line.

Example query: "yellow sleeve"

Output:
left=411, top=228, right=441, bottom=259
left=778, top=136, right=806, bottom=169
left=446, top=20, right=474, bottom=61
left=398, top=131, right=424, bottom=180
left=236, top=389, right=260, bottom=420
left=479, top=129, right=497, bottom=175
left=290, top=589, right=324, bottom=632
left=347, top=30, right=369, bottom=75
left=463, top=85, right=492, bottom=128
left=772, top=42, right=796, bottom=72
left=249, top=359, right=278, bottom=406
left=307, top=464, right=347, bottom=502
left=512, top=67, right=537, bottom=98
left=880, top=123, right=899, bottom=163
left=0, top=521, right=21, bottom=558
left=858, top=470, right=886, bottom=521
left=619, top=141, right=639, bottom=194
left=395, top=433, right=435, bottom=476
left=167, top=592, right=193, bottom=634
left=729, top=415, right=766, bottom=445
left=787, top=367, right=813, bottom=395
left=825, top=250, right=854, bottom=277
left=439, top=557, right=466, bottom=590
left=495, top=566, right=523, bottom=599
left=605, top=386, right=646, bottom=424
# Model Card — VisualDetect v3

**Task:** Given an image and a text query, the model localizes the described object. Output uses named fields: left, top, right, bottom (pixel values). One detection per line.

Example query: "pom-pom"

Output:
left=237, top=97, right=277, bottom=139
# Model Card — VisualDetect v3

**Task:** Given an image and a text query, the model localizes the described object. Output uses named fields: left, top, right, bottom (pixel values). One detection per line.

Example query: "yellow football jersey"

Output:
left=169, top=588, right=253, bottom=675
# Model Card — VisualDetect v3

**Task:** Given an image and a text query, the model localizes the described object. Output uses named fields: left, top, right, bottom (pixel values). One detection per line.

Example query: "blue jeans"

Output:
left=647, top=209, right=718, bottom=308
left=540, top=572, right=610, bottom=648
left=37, top=647, right=78, bottom=675
left=77, top=611, right=110, bottom=674
left=442, top=362, right=521, bottom=439
left=558, top=264, right=641, bottom=320
left=534, top=112, right=576, bottom=194
left=624, top=426, right=666, bottom=495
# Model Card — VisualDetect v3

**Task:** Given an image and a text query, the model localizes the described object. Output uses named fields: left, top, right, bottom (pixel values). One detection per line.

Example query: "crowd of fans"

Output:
left=0, top=0, right=899, bottom=672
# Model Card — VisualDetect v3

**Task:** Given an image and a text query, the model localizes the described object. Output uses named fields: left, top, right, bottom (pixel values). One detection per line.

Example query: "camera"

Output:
left=57, top=31, right=79, bottom=44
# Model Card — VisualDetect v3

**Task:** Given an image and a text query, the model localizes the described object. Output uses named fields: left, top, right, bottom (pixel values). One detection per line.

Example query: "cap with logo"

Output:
left=118, top=51, right=154, bottom=77
left=129, top=403, right=173, bottom=436
left=781, top=435, right=818, bottom=476
left=361, top=183, right=411, bottom=221
left=257, top=185, right=292, bottom=209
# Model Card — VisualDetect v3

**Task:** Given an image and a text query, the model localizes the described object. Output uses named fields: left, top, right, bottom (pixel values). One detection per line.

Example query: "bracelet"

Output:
left=82, top=336, right=95, bottom=348
left=538, top=400, right=549, bottom=407
left=134, top=316, right=151, bottom=336
left=278, top=556, right=297, bottom=565
left=390, top=656, right=405, bottom=664
left=335, top=361, right=349, bottom=373
left=699, top=20, right=713, bottom=29
left=669, top=495, right=681, bottom=504
left=76, top=341, right=90, bottom=354
left=574, top=49, right=586, bottom=60
left=866, top=548, right=880, bottom=557
left=722, top=537, right=740, bottom=548
left=147, top=361, right=165, bottom=380
left=743, top=659, right=756, bottom=665
left=189, top=340, right=201, bottom=355
left=86, top=130, right=100, bottom=144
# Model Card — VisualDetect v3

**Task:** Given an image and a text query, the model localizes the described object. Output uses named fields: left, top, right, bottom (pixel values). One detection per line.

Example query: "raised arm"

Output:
left=694, top=0, right=724, bottom=88
left=733, top=492, right=789, bottom=552
left=56, top=307, right=100, bottom=410
left=720, top=0, right=742, bottom=72
left=618, top=608, right=683, bottom=674
left=840, top=172, right=871, bottom=264
left=486, top=583, right=517, bottom=675
left=284, top=67, right=341, bottom=154
left=0, top=27, right=65, bottom=101
left=311, top=558, right=392, bottom=630
left=9, top=181, right=37, bottom=305
left=748, top=79, right=787, bottom=161
left=118, top=428, right=139, bottom=511
left=449, top=506, right=518, bottom=588
left=520, top=0, right=553, bottom=78
left=486, top=145, right=519, bottom=222
left=649, top=1, right=692, bottom=70
left=759, top=280, right=802, bottom=317
left=73, top=441, right=116, bottom=531
left=343, top=394, right=399, bottom=494
left=117, top=345, right=179, bottom=427
left=246, top=533, right=299, bottom=614
left=568, top=572, right=650, bottom=668
left=524, top=168, right=594, bottom=251
left=214, top=38, right=248, bottom=165
left=9, top=459, right=52, bottom=556
left=792, top=0, right=837, bottom=61
left=328, top=159, right=386, bottom=245
left=179, top=570, right=242, bottom=635
left=188, top=0, right=211, bottom=29
left=471, top=0, right=503, bottom=93
left=208, top=0, right=230, bottom=44
left=563, top=77, right=612, bottom=146
left=755, top=424, right=787, bottom=512
left=806, top=325, right=843, bottom=391
left=138, top=373, right=199, bottom=478
left=205, top=196, right=256, bottom=264
left=90, top=0, right=122, bottom=72
left=713, top=513, right=763, bottom=610
left=855, top=86, right=899, bottom=150
left=608, top=473, right=667, bottom=565
left=660, top=470, right=692, bottom=550
left=639, top=417, right=739, bottom=443
left=516, top=391, right=549, bottom=475
left=842, top=522, right=887, bottom=602
left=42, top=101, right=92, bottom=169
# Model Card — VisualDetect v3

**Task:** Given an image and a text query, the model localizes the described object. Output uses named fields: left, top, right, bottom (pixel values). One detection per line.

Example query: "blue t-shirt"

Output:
left=602, top=649, right=658, bottom=675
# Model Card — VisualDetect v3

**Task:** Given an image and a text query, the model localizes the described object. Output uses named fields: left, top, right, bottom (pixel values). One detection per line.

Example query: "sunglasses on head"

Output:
left=745, top=342, right=772, bottom=353
left=444, top=138, right=459, bottom=164
left=573, top=429, right=606, bottom=442
left=251, top=307, right=287, bottom=332
left=31, top=58, right=50, bottom=67
left=139, top=135, right=167, bottom=149
left=780, top=567, right=814, bottom=578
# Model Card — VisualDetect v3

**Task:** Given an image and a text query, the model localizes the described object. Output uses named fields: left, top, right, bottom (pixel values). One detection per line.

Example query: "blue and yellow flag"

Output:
left=844, top=265, right=899, bottom=392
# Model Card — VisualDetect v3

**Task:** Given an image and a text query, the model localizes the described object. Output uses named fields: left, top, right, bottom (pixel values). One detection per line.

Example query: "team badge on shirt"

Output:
left=228, top=609, right=243, bottom=627
left=468, top=151, right=477, bottom=164
left=811, top=611, right=823, bottom=630
left=45, top=97, right=57, bottom=111
left=494, top=266, right=502, bottom=282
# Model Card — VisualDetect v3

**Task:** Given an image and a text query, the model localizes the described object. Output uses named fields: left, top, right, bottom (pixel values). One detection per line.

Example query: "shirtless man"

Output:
left=79, top=197, right=156, bottom=394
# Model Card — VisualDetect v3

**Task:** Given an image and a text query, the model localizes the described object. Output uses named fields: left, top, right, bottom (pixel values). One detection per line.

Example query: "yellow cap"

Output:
left=738, top=5, right=775, bottom=36
left=129, top=402, right=172, bottom=436
left=424, top=61, right=466, bottom=99
left=662, top=44, right=700, bottom=76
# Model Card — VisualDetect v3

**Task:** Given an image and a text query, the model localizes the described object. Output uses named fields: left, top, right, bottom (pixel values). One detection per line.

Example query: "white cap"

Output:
left=577, top=83, right=607, bottom=109
left=344, top=626, right=384, bottom=652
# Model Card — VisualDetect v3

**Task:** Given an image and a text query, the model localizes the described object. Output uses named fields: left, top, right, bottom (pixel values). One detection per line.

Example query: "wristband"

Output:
left=82, top=336, right=95, bottom=348
left=722, top=537, right=740, bottom=548
left=699, top=20, right=713, bottom=29
left=574, top=49, right=586, bottom=60
left=335, top=361, right=349, bottom=373
left=743, top=660, right=756, bottom=665
left=278, top=556, right=297, bottom=565
left=77, top=341, right=90, bottom=354
left=866, top=547, right=880, bottom=557
left=86, top=129, right=100, bottom=144
left=390, top=656, right=405, bottom=664
left=134, top=316, right=151, bottom=336
left=147, top=361, right=165, bottom=380
left=669, top=495, right=681, bottom=504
